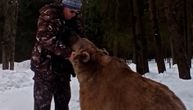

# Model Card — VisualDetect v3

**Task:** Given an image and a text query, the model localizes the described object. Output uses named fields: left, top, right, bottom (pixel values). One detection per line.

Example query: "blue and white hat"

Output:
left=62, top=0, right=82, bottom=10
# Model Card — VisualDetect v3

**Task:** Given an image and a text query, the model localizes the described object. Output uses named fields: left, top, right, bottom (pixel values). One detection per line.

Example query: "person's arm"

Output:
left=36, top=5, right=71, bottom=57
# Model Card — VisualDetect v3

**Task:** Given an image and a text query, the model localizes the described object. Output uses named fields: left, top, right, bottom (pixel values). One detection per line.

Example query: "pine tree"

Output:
left=131, top=0, right=149, bottom=75
left=149, top=0, right=166, bottom=73
left=2, top=0, right=19, bottom=70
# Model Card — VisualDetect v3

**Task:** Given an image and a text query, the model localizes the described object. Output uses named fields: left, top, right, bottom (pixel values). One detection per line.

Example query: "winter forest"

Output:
left=0, top=0, right=193, bottom=78
left=0, top=0, right=193, bottom=79
left=0, top=0, right=193, bottom=110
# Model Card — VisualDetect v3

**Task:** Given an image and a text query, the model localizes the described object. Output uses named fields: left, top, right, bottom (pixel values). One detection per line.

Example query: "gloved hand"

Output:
left=63, top=47, right=72, bottom=58
left=55, top=40, right=72, bottom=58
left=55, top=47, right=72, bottom=58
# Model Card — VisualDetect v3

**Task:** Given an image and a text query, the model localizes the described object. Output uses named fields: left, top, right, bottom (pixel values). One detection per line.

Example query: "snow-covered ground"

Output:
left=0, top=60, right=193, bottom=110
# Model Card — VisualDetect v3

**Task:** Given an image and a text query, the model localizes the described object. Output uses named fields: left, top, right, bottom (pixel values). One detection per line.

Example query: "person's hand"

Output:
left=64, top=47, right=72, bottom=58
left=55, top=47, right=72, bottom=58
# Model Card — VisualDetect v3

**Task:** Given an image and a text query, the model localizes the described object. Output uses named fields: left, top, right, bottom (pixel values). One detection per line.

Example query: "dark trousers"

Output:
left=33, top=73, right=71, bottom=110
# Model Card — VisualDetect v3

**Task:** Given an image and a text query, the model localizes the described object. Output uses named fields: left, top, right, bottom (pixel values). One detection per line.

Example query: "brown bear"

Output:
left=69, top=38, right=186, bottom=110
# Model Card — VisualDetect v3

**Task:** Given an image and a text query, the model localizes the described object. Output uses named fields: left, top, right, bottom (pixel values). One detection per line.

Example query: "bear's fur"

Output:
left=69, top=38, right=186, bottom=110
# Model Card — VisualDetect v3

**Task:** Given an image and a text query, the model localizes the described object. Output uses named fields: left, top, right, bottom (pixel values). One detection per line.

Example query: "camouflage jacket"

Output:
left=31, top=3, right=83, bottom=80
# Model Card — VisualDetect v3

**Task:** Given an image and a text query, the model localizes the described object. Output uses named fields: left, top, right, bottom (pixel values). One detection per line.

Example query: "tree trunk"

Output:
left=112, top=0, right=119, bottom=56
left=184, top=0, right=192, bottom=68
left=165, top=0, right=191, bottom=79
left=149, top=0, right=166, bottom=73
left=0, top=0, right=5, bottom=64
left=131, top=0, right=149, bottom=75
left=130, top=0, right=136, bottom=64
left=2, top=0, right=18, bottom=70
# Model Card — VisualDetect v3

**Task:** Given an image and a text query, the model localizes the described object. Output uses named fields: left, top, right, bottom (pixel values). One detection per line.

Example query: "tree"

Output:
left=184, top=0, right=192, bottom=68
left=149, top=0, right=166, bottom=73
left=165, top=0, right=191, bottom=79
left=131, top=0, right=149, bottom=75
left=2, top=0, right=19, bottom=70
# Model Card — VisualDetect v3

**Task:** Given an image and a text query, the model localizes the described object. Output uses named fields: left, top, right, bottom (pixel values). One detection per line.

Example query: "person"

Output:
left=30, top=0, right=83, bottom=110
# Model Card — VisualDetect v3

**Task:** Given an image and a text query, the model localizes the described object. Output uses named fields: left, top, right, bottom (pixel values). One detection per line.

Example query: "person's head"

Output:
left=62, top=0, right=82, bottom=20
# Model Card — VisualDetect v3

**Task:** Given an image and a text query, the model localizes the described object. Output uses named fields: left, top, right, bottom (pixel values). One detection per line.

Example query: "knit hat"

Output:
left=62, top=0, right=82, bottom=10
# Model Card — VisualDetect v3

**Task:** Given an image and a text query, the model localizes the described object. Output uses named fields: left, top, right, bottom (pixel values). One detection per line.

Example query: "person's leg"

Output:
left=54, top=75, right=71, bottom=110
left=34, top=79, right=53, bottom=110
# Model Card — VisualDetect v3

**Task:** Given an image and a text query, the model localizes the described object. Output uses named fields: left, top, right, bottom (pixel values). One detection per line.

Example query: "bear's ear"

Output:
left=80, top=51, right=90, bottom=63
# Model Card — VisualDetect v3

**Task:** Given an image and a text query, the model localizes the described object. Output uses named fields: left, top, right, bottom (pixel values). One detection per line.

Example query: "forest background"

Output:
left=0, top=0, right=192, bottom=79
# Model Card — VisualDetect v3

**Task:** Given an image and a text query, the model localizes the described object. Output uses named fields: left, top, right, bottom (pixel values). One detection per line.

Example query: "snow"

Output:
left=0, top=60, right=193, bottom=110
